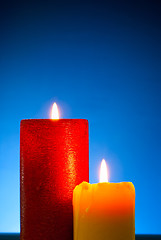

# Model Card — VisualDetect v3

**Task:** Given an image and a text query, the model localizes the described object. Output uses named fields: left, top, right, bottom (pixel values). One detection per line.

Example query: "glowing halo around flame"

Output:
left=99, top=159, right=108, bottom=183
left=51, top=102, right=59, bottom=119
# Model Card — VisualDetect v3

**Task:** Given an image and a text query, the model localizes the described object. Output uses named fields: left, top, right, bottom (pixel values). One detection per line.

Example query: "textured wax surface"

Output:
left=20, top=119, right=89, bottom=240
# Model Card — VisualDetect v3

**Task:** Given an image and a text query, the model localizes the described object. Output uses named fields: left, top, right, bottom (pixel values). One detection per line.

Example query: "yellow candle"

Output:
left=73, top=159, right=135, bottom=240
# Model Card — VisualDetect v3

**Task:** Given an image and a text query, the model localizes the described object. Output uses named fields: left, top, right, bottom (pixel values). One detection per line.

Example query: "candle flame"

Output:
left=51, top=102, right=59, bottom=119
left=99, top=159, right=108, bottom=183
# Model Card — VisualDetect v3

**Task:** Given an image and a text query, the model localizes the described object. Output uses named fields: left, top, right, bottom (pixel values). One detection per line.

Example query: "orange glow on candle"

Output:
left=51, top=102, right=59, bottom=119
left=99, top=159, right=108, bottom=183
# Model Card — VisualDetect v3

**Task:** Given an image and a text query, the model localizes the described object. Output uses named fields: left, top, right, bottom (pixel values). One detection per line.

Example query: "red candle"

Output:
left=20, top=103, right=89, bottom=240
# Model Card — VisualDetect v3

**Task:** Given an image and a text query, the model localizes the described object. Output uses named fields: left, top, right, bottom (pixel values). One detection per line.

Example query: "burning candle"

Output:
left=73, top=159, right=135, bottom=240
left=20, top=103, right=89, bottom=240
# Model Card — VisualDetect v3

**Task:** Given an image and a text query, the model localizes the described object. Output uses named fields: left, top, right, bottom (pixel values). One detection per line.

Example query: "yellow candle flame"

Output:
left=51, top=102, right=59, bottom=119
left=99, top=159, right=108, bottom=183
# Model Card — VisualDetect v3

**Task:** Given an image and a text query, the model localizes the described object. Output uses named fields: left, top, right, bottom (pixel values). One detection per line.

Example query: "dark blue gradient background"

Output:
left=0, top=0, right=161, bottom=234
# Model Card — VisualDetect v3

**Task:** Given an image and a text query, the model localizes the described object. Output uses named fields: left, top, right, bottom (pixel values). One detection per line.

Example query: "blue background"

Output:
left=0, top=0, right=161, bottom=234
